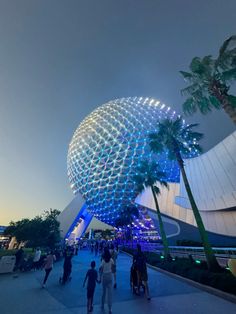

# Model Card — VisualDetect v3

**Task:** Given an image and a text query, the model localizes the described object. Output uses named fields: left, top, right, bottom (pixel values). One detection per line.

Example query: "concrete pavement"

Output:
left=0, top=249, right=236, bottom=314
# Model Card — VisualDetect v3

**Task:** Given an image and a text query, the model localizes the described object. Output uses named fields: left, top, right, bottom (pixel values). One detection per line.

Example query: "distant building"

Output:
left=0, top=226, right=9, bottom=248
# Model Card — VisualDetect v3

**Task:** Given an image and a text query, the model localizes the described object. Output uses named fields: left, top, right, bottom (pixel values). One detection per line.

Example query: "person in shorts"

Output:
left=83, top=261, right=100, bottom=313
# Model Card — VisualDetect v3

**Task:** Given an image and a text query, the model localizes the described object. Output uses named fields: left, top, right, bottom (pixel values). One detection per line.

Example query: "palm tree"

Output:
left=180, top=35, right=236, bottom=124
left=115, top=205, right=139, bottom=243
left=133, top=160, right=170, bottom=258
left=149, top=117, right=220, bottom=271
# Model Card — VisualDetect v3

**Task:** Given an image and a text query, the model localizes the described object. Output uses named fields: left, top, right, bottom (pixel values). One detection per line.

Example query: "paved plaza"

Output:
left=0, top=250, right=236, bottom=314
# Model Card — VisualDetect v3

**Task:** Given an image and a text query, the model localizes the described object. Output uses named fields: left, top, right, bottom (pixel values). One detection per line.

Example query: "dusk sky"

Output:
left=0, top=0, right=235, bottom=225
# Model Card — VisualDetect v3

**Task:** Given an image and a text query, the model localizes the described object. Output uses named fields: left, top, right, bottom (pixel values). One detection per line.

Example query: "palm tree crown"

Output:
left=180, top=35, right=236, bottom=123
left=134, top=160, right=168, bottom=194
left=114, top=205, right=139, bottom=228
left=149, top=117, right=203, bottom=163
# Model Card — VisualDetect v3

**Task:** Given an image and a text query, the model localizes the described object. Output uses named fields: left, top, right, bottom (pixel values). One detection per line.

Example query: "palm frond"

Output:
left=202, top=55, right=214, bottom=67
left=149, top=138, right=164, bottom=154
left=153, top=185, right=161, bottom=196
left=217, top=36, right=236, bottom=69
left=173, top=117, right=183, bottom=133
left=181, top=84, right=199, bottom=97
left=188, top=131, right=204, bottom=142
left=190, top=57, right=204, bottom=74
left=182, top=98, right=197, bottom=115
left=221, top=67, right=236, bottom=81
left=179, top=71, right=193, bottom=81
left=159, top=181, right=169, bottom=189
left=197, top=97, right=213, bottom=114
left=149, top=132, right=160, bottom=141
left=219, top=35, right=236, bottom=58
left=208, top=96, right=221, bottom=109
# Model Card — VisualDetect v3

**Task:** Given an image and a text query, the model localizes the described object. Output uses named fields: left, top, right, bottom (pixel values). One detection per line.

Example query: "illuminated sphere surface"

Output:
left=68, top=97, right=182, bottom=225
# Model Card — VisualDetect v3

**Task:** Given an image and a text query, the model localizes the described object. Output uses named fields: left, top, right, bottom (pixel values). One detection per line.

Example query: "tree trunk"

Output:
left=210, top=81, right=236, bottom=124
left=222, top=99, right=236, bottom=124
left=151, top=185, right=169, bottom=258
left=176, top=154, right=220, bottom=271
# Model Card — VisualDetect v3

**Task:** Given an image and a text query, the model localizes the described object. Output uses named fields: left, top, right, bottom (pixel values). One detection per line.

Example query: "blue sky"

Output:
left=0, top=0, right=235, bottom=224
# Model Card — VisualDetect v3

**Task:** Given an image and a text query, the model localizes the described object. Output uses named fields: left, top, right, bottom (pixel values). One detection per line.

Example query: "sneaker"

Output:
left=113, top=283, right=117, bottom=289
left=147, top=297, right=151, bottom=301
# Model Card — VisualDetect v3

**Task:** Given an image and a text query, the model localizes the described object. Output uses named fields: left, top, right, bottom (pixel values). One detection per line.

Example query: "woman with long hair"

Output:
left=99, top=248, right=114, bottom=314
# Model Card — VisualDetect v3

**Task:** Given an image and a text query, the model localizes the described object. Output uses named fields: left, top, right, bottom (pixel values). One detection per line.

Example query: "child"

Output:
left=83, top=261, right=100, bottom=313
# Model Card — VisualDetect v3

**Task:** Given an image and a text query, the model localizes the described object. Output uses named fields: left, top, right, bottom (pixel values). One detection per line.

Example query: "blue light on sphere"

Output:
left=67, top=97, right=181, bottom=225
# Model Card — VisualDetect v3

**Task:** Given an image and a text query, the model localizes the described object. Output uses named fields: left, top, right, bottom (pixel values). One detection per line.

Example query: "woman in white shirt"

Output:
left=99, top=248, right=114, bottom=314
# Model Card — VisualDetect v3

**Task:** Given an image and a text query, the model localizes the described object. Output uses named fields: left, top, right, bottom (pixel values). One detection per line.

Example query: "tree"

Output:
left=4, top=219, right=31, bottom=245
left=4, top=209, right=61, bottom=249
left=42, top=209, right=61, bottom=248
left=180, top=35, right=236, bottom=124
left=149, top=117, right=220, bottom=270
left=133, top=160, right=170, bottom=258
left=114, top=205, right=139, bottom=242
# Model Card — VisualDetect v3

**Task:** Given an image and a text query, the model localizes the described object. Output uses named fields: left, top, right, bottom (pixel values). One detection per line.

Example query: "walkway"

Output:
left=0, top=249, right=236, bottom=314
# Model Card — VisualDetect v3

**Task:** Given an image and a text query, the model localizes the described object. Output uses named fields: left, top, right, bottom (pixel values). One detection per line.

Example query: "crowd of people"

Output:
left=82, top=241, right=150, bottom=313
left=13, top=240, right=151, bottom=314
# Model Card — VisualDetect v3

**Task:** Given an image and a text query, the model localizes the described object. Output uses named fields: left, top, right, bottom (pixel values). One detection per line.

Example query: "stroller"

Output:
left=130, top=262, right=145, bottom=295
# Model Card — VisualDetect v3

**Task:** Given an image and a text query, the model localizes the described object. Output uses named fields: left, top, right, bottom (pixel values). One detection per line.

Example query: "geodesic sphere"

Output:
left=67, top=97, right=180, bottom=225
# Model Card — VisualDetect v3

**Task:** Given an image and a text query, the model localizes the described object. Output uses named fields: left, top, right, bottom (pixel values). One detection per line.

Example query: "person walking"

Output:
left=83, top=261, right=100, bottom=313
left=133, top=244, right=150, bottom=300
left=33, top=247, right=41, bottom=270
left=95, top=242, right=99, bottom=256
left=14, top=247, right=24, bottom=271
left=42, top=250, right=56, bottom=288
left=109, top=244, right=118, bottom=288
left=99, top=248, right=114, bottom=314
left=61, top=246, right=73, bottom=284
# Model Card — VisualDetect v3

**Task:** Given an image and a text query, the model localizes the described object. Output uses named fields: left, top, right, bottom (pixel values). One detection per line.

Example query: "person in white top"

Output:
left=99, top=248, right=114, bottom=314
left=33, top=247, right=41, bottom=270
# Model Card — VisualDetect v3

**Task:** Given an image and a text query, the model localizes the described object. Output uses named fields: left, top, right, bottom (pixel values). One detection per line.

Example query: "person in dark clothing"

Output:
left=83, top=261, right=100, bottom=313
left=95, top=242, right=99, bottom=256
left=133, top=244, right=150, bottom=300
left=61, top=247, right=73, bottom=284
left=15, top=247, right=24, bottom=271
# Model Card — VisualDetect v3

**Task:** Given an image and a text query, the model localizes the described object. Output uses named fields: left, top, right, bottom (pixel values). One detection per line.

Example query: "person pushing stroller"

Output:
left=132, top=244, right=151, bottom=300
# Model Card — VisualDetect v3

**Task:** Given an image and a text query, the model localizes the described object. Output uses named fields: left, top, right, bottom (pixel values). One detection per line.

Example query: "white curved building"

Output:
left=135, top=131, right=236, bottom=245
